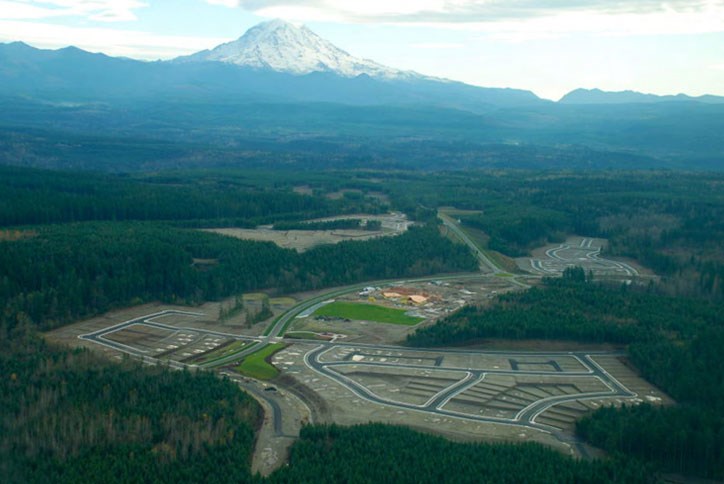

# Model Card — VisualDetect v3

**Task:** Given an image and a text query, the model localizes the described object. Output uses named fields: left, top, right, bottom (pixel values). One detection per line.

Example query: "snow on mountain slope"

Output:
left=175, top=19, right=418, bottom=80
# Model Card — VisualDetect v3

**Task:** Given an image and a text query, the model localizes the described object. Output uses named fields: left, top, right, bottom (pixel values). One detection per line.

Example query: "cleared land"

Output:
left=202, top=213, right=411, bottom=252
left=314, top=302, right=423, bottom=326
left=235, top=343, right=287, bottom=380
left=47, top=274, right=668, bottom=467
left=516, top=236, right=646, bottom=277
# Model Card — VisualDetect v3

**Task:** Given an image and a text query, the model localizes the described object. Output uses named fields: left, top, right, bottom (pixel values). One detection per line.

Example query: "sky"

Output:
left=0, top=0, right=722, bottom=100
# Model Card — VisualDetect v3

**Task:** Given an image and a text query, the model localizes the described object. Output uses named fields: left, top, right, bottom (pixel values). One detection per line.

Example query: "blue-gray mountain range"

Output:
left=0, top=20, right=722, bottom=171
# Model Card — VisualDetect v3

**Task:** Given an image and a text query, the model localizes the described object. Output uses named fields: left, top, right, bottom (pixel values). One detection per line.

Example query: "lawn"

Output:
left=314, top=301, right=424, bottom=326
left=234, top=343, right=286, bottom=380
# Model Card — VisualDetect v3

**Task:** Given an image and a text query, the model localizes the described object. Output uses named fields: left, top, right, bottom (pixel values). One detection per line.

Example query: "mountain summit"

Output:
left=176, top=19, right=410, bottom=79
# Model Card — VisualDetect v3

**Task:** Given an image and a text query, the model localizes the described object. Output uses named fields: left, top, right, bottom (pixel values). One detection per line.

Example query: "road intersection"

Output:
left=76, top=226, right=651, bottom=466
left=78, top=293, right=639, bottom=452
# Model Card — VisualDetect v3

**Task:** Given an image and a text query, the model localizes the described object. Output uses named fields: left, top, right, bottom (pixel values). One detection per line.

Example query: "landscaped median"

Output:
left=234, top=343, right=287, bottom=380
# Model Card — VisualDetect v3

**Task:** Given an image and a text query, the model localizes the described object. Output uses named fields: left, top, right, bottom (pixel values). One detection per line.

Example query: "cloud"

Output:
left=206, top=0, right=240, bottom=6
left=207, top=0, right=724, bottom=36
left=0, top=20, right=227, bottom=58
left=0, top=0, right=148, bottom=22
left=410, top=42, right=464, bottom=49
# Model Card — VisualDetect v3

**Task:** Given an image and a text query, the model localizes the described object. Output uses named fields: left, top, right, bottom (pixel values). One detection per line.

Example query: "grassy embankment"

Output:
left=234, top=343, right=286, bottom=380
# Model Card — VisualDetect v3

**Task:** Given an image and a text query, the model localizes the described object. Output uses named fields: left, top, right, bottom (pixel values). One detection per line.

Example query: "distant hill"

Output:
left=560, top=88, right=724, bottom=105
left=0, top=35, right=541, bottom=110
left=0, top=21, right=722, bottom=171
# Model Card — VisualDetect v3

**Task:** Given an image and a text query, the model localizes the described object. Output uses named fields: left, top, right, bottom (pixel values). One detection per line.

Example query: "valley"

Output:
left=0, top=10, right=722, bottom=483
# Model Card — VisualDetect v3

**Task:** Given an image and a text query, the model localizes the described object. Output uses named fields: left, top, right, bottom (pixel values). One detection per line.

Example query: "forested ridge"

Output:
left=383, top=171, right=724, bottom=299
left=0, top=223, right=475, bottom=332
left=6, top=166, right=722, bottom=303
left=409, top=270, right=724, bottom=478
left=0, top=165, right=386, bottom=227
left=408, top=269, right=721, bottom=346
left=2, top=166, right=722, bottom=481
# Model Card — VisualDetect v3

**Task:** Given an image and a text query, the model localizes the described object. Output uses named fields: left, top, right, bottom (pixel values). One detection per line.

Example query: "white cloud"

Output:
left=0, top=20, right=227, bottom=58
left=410, top=42, right=464, bottom=49
left=0, top=0, right=148, bottom=22
left=206, top=0, right=724, bottom=37
left=206, top=0, right=241, bottom=6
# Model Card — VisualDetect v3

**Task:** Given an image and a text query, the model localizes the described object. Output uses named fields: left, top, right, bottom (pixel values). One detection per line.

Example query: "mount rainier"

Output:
left=0, top=20, right=541, bottom=108
left=175, top=19, right=417, bottom=80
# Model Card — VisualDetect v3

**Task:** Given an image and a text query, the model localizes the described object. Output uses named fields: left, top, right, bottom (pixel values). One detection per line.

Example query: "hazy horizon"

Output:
left=1, top=0, right=722, bottom=100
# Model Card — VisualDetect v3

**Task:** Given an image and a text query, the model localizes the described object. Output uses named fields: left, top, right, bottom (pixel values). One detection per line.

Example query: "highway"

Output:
left=438, top=212, right=502, bottom=274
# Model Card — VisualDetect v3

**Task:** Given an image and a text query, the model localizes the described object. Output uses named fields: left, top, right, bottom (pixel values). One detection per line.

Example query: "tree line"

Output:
left=0, top=222, right=476, bottom=333
left=0, top=165, right=385, bottom=227
left=382, top=170, right=724, bottom=300
left=268, top=423, right=653, bottom=483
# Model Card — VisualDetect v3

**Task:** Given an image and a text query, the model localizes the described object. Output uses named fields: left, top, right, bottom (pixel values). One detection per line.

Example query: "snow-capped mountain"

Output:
left=175, top=19, right=414, bottom=79
left=0, top=28, right=542, bottom=109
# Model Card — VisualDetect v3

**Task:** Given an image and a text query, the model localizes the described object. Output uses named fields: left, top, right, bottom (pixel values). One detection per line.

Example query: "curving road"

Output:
left=302, top=345, right=635, bottom=436
left=529, top=238, right=639, bottom=277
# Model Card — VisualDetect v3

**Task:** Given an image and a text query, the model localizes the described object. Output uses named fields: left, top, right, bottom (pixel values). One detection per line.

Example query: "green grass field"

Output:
left=314, top=301, right=423, bottom=326
left=234, top=343, right=286, bottom=380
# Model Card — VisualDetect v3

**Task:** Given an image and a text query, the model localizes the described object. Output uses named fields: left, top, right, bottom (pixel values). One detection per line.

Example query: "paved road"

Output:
left=78, top=305, right=636, bottom=460
left=78, top=272, right=495, bottom=369
left=303, top=345, right=635, bottom=436
left=78, top=310, right=263, bottom=367
left=204, top=271, right=514, bottom=368
left=439, top=212, right=501, bottom=274
left=77, top=275, right=636, bottom=458
left=220, top=371, right=291, bottom=437
left=529, top=238, right=639, bottom=277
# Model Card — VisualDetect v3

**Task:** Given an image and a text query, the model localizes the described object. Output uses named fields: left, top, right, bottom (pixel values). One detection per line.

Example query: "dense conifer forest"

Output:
left=0, top=223, right=475, bottom=332
left=0, top=332, right=260, bottom=483
left=382, top=171, right=724, bottom=299
left=269, top=424, right=653, bottom=484
left=2, top=166, right=723, bottom=481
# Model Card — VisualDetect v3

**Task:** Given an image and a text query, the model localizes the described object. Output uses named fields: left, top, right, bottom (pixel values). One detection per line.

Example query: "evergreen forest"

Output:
left=1, top=166, right=722, bottom=482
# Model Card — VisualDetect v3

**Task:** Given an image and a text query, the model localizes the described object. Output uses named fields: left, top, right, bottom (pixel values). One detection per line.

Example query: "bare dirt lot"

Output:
left=202, top=213, right=412, bottom=252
